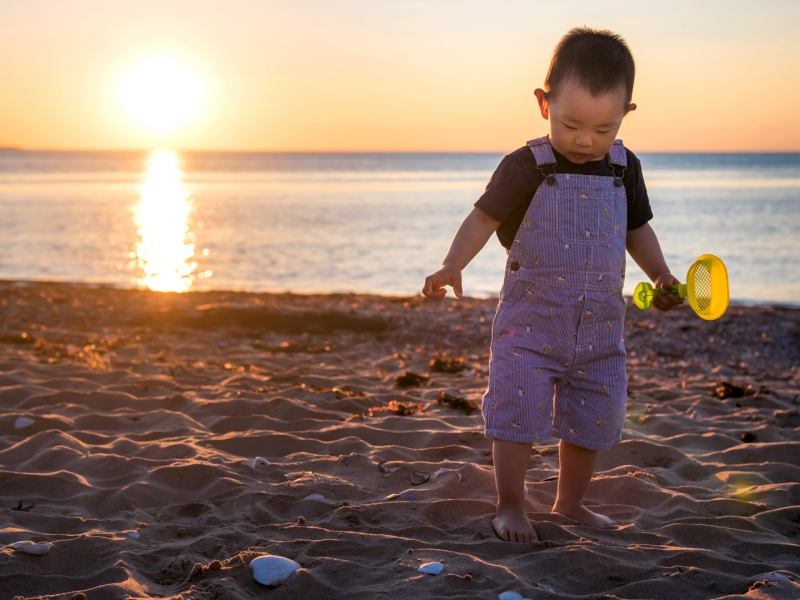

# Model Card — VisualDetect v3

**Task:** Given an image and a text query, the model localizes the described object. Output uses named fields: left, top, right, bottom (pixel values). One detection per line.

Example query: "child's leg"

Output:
left=552, top=439, right=616, bottom=528
left=491, top=438, right=539, bottom=542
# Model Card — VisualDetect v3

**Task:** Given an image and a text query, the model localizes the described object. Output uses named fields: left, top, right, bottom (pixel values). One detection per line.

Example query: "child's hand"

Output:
left=422, top=263, right=463, bottom=300
left=652, top=273, right=683, bottom=311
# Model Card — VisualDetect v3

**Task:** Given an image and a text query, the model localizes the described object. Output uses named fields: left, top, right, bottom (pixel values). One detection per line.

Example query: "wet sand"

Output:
left=1, top=280, right=799, bottom=599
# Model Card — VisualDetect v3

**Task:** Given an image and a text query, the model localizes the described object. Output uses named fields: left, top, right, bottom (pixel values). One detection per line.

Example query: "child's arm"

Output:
left=626, top=223, right=682, bottom=312
left=422, top=207, right=501, bottom=300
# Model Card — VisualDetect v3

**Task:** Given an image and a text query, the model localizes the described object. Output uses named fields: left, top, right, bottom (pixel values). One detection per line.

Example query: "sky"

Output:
left=0, top=0, right=798, bottom=152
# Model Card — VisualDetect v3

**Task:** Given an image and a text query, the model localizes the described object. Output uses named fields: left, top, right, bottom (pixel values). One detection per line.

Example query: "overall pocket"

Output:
left=557, top=189, right=616, bottom=245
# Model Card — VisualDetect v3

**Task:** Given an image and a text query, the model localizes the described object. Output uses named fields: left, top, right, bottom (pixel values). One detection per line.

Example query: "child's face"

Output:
left=534, top=79, right=636, bottom=164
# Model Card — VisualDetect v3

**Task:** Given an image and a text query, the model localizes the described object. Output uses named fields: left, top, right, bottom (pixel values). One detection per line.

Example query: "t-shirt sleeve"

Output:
left=626, top=152, right=653, bottom=230
left=474, top=150, right=536, bottom=223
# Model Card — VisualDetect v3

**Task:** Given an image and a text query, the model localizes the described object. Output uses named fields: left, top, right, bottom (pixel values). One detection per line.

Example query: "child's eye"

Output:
left=563, top=124, right=577, bottom=131
left=597, top=130, right=610, bottom=134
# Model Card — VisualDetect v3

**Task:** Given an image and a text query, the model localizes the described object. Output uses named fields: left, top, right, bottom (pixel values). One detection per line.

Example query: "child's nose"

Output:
left=575, top=135, right=592, bottom=147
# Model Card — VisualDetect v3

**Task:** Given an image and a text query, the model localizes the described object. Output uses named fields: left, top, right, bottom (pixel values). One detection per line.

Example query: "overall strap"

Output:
left=608, top=139, right=627, bottom=167
left=526, top=136, right=557, bottom=166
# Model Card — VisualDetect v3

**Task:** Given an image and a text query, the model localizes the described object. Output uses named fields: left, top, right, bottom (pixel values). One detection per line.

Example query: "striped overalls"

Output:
left=482, top=136, right=629, bottom=451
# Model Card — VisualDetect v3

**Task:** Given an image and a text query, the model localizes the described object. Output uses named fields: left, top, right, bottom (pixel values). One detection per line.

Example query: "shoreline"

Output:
left=2, top=278, right=799, bottom=311
left=1, top=280, right=799, bottom=598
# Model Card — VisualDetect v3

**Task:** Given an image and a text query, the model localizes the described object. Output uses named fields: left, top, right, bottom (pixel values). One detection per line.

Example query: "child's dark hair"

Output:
left=545, top=27, right=635, bottom=103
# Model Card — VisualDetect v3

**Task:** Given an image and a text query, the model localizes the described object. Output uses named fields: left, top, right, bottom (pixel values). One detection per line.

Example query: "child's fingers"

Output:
left=422, top=274, right=448, bottom=300
left=652, top=296, right=671, bottom=311
left=422, top=288, right=446, bottom=301
left=422, top=268, right=464, bottom=301
left=657, top=276, right=682, bottom=294
left=421, top=277, right=431, bottom=298
left=652, top=291, right=682, bottom=311
left=427, top=289, right=447, bottom=301
left=650, top=274, right=683, bottom=312
left=422, top=274, right=439, bottom=297
left=452, top=272, right=463, bottom=299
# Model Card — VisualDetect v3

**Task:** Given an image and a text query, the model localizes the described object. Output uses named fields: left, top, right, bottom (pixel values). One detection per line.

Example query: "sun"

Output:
left=119, top=56, right=206, bottom=134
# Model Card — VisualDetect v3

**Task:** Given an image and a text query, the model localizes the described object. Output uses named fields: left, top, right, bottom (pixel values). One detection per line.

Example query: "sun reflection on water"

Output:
left=132, top=150, right=198, bottom=292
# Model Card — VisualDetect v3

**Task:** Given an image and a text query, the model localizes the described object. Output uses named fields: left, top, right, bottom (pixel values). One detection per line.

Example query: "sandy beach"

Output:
left=1, top=280, right=799, bottom=599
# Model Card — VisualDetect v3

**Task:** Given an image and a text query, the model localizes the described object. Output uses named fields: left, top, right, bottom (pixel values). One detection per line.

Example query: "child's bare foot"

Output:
left=552, top=502, right=617, bottom=528
left=492, top=503, right=539, bottom=542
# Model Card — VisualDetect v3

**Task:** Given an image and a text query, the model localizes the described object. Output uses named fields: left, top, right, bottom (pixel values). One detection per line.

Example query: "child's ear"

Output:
left=626, top=103, right=637, bottom=115
left=534, top=88, right=549, bottom=119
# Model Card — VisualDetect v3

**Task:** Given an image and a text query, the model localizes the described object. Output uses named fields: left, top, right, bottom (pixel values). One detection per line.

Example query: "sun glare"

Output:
left=119, top=56, right=206, bottom=134
left=132, top=150, right=199, bottom=292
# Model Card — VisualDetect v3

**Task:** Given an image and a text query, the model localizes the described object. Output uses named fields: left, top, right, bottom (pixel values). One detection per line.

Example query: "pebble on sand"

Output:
left=748, top=572, right=791, bottom=583
left=128, top=532, right=140, bottom=539
left=379, top=461, right=401, bottom=474
left=14, top=417, right=35, bottom=430
left=498, top=592, right=530, bottom=600
left=385, top=491, right=415, bottom=501
left=243, top=457, right=270, bottom=467
left=498, top=584, right=553, bottom=599
left=418, top=562, right=444, bottom=575
left=9, top=541, right=52, bottom=555
left=410, top=471, right=430, bottom=485
left=303, top=493, right=325, bottom=501
left=249, top=554, right=301, bottom=586
left=432, top=467, right=462, bottom=483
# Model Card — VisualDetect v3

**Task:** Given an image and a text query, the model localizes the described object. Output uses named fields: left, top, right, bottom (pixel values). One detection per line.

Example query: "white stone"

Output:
left=249, top=555, right=301, bottom=586
left=14, top=417, right=34, bottom=430
left=748, top=572, right=790, bottom=583
left=418, top=562, right=444, bottom=575
left=10, top=541, right=52, bottom=556
left=499, top=593, right=530, bottom=600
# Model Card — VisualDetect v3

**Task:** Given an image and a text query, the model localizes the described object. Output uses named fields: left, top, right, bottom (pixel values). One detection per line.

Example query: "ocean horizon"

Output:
left=1, top=149, right=799, bottom=306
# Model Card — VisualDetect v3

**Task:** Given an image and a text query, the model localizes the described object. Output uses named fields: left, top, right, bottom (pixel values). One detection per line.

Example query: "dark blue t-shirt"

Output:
left=475, top=145, right=653, bottom=249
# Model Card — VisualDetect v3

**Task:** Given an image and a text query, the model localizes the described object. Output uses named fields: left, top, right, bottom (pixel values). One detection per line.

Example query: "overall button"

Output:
left=546, top=175, right=557, bottom=186
left=614, top=178, right=624, bottom=187
left=510, top=261, right=520, bottom=271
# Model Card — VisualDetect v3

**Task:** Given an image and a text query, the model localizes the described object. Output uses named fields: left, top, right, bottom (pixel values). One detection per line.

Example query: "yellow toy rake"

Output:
left=633, top=254, right=729, bottom=320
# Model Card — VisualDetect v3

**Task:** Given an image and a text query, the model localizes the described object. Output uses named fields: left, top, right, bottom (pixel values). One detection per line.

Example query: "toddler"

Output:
left=422, top=27, right=681, bottom=543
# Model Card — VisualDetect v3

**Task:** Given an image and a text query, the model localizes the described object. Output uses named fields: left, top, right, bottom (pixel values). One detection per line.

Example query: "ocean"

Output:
left=0, top=149, right=798, bottom=305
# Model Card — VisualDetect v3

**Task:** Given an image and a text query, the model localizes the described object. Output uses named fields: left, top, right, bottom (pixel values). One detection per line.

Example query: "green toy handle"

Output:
left=661, top=284, right=687, bottom=298
left=633, top=281, right=687, bottom=311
